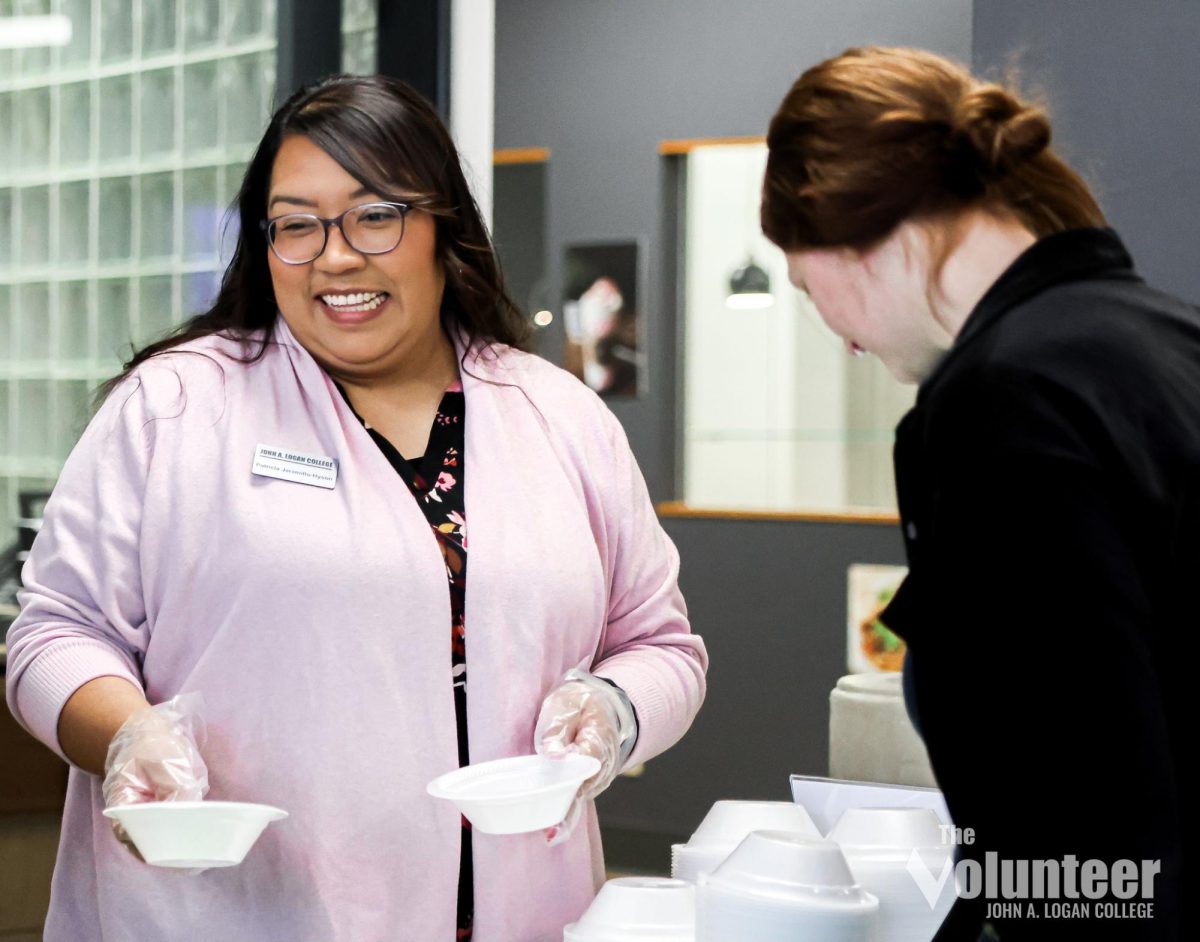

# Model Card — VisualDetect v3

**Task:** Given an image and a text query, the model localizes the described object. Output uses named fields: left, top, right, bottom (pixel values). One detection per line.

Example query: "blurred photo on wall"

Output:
left=563, top=242, right=642, bottom=397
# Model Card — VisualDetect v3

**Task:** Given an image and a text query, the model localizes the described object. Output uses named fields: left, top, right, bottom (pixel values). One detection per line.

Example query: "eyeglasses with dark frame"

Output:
left=260, top=201, right=413, bottom=265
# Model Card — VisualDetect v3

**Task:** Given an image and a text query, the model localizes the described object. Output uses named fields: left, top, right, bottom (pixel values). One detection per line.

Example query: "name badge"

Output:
left=252, top=444, right=339, bottom=490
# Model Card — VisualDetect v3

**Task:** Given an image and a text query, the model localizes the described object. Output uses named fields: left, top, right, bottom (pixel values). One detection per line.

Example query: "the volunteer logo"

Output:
left=904, top=824, right=1159, bottom=920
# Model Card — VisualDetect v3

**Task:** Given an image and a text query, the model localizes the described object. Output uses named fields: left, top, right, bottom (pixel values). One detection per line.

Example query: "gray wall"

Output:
left=973, top=0, right=1200, bottom=304
left=492, top=162, right=550, bottom=356
left=494, top=0, right=970, bottom=847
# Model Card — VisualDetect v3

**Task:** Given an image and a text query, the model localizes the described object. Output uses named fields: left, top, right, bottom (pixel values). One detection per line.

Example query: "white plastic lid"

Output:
left=832, top=671, right=904, bottom=699
left=703, top=831, right=878, bottom=909
left=826, top=806, right=946, bottom=851
left=564, top=877, right=695, bottom=941
left=684, top=800, right=820, bottom=851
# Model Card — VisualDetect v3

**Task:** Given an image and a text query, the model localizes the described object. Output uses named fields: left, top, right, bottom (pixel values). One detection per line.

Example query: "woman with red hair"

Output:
left=763, top=47, right=1191, bottom=941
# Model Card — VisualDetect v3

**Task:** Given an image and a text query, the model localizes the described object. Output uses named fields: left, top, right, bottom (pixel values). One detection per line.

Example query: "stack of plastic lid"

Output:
left=670, top=800, right=820, bottom=884
left=696, top=832, right=879, bottom=941
left=826, top=807, right=955, bottom=941
left=563, top=877, right=695, bottom=941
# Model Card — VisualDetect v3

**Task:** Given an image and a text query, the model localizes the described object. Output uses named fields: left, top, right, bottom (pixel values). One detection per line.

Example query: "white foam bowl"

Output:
left=102, top=801, right=287, bottom=868
left=564, top=877, right=695, bottom=941
left=426, top=753, right=600, bottom=835
left=697, top=832, right=879, bottom=942
left=827, top=808, right=955, bottom=941
left=671, top=800, right=820, bottom=883
left=826, top=806, right=946, bottom=851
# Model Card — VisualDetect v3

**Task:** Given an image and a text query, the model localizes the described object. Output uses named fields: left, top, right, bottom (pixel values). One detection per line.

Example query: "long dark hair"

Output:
left=99, top=74, right=529, bottom=402
left=761, top=46, right=1105, bottom=251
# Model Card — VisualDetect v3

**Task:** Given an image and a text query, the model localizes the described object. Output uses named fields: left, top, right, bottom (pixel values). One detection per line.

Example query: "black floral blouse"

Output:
left=338, top=380, right=473, bottom=940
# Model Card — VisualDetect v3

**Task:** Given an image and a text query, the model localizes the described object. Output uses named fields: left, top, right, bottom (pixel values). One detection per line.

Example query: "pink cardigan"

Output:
left=5, top=317, right=707, bottom=942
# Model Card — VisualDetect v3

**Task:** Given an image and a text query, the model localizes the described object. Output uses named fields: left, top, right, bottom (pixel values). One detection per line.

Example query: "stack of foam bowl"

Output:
left=696, top=831, right=879, bottom=941
left=829, top=672, right=936, bottom=787
left=563, top=877, right=695, bottom=941
left=826, top=807, right=955, bottom=940
left=671, top=800, right=820, bottom=884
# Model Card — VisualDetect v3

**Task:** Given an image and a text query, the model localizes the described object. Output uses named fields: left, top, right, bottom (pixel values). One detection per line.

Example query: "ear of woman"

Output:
left=923, top=208, right=1038, bottom=337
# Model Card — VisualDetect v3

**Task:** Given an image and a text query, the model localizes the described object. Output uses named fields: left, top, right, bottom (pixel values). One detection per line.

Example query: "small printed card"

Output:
left=847, top=563, right=909, bottom=673
left=251, top=444, right=339, bottom=490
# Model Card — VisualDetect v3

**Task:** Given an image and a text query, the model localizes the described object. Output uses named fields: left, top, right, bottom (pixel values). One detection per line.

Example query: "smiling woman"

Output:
left=264, top=135, right=457, bottom=448
left=98, top=74, right=529, bottom=402
left=4, top=75, right=707, bottom=942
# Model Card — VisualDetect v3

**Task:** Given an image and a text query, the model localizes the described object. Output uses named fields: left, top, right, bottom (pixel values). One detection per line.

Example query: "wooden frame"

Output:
left=661, top=132, right=905, bottom=524
left=657, top=135, right=766, bottom=156
left=494, top=147, right=552, bottom=165
left=655, top=501, right=900, bottom=526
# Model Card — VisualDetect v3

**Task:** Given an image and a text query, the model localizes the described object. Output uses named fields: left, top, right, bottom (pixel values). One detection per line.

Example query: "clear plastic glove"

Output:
left=535, top=669, right=637, bottom=846
left=102, top=692, right=209, bottom=859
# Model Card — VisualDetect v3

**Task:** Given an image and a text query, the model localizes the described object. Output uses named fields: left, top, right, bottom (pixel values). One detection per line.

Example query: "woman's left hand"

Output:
left=534, top=669, right=637, bottom=846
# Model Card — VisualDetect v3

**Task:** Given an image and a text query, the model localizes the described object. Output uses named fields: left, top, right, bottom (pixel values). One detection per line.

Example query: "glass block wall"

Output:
left=0, top=0, right=278, bottom=545
left=341, top=0, right=377, bottom=74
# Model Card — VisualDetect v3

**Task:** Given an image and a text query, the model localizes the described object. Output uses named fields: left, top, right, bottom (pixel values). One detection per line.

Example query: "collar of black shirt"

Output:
left=919, top=227, right=1137, bottom=397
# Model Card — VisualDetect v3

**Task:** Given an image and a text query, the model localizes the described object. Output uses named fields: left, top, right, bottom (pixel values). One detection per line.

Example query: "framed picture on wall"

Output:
left=847, top=563, right=909, bottom=673
left=562, top=241, right=643, bottom=398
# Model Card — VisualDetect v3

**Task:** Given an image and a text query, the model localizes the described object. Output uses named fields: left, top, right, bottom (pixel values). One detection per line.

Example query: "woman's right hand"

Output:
left=102, top=694, right=209, bottom=855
